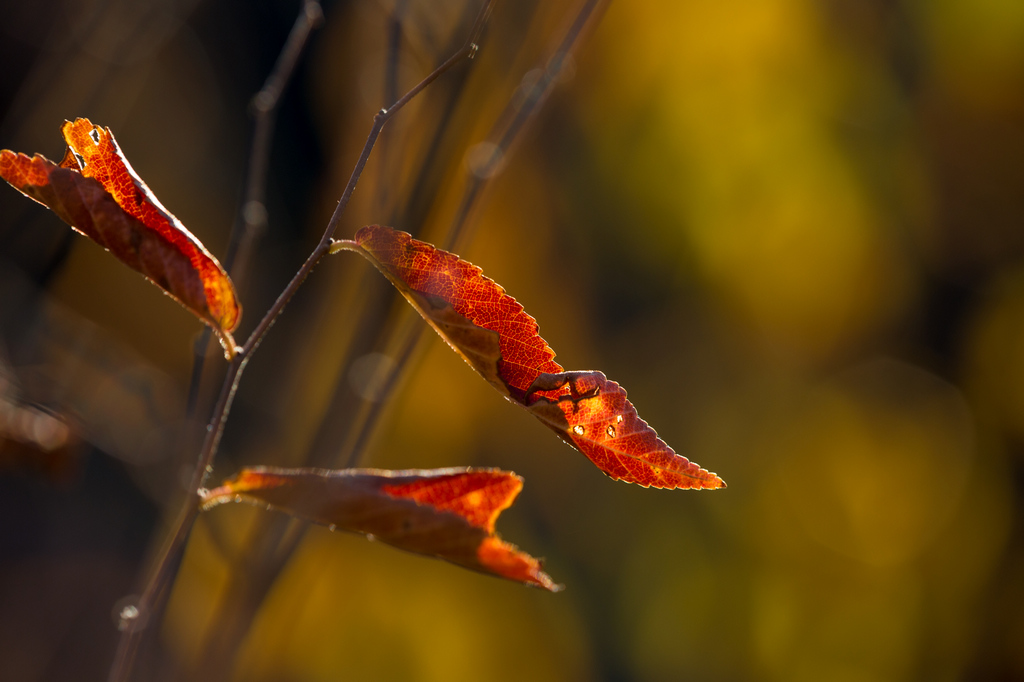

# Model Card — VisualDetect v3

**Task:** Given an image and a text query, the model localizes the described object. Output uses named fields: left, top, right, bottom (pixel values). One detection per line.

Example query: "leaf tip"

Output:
left=476, top=536, right=561, bottom=592
left=695, top=470, right=727, bottom=490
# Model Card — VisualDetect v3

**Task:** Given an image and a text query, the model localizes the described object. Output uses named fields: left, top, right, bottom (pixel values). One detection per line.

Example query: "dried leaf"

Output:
left=340, top=224, right=561, bottom=402
left=526, top=371, right=724, bottom=490
left=201, top=466, right=560, bottom=591
left=0, top=119, right=240, bottom=357
left=337, top=225, right=725, bottom=490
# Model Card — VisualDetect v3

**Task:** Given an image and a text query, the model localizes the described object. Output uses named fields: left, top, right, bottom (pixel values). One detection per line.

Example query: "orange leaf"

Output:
left=0, top=119, right=240, bottom=357
left=337, top=225, right=725, bottom=490
left=201, top=466, right=560, bottom=591
left=342, top=224, right=561, bottom=402
left=526, top=371, right=724, bottom=490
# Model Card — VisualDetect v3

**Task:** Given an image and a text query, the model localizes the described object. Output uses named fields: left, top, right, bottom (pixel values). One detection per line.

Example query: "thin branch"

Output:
left=107, top=359, right=245, bottom=682
left=238, top=1, right=492, bottom=361
left=182, top=0, right=324, bottom=470
left=318, top=1, right=493, bottom=248
left=302, top=2, right=486, bottom=473
left=106, top=3, right=494, bottom=680
left=447, top=0, right=606, bottom=251
left=224, top=0, right=325, bottom=285
left=376, top=0, right=409, bottom=216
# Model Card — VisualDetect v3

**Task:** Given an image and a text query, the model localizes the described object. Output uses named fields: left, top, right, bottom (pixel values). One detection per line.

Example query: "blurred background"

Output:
left=1, top=0, right=1023, bottom=680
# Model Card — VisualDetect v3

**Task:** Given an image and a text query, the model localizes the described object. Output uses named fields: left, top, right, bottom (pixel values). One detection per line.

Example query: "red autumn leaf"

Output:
left=0, top=119, right=241, bottom=357
left=335, top=225, right=725, bottom=491
left=201, top=466, right=560, bottom=591
left=525, top=371, right=724, bottom=490
left=339, top=224, right=561, bottom=402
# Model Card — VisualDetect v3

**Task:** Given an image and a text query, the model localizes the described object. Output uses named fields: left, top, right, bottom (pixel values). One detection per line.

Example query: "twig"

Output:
left=182, top=0, right=324, bottom=476
left=236, top=2, right=492, bottom=363
left=224, top=0, right=325, bottom=285
left=447, top=0, right=607, bottom=251
left=107, top=360, right=245, bottom=682
left=375, top=0, right=409, bottom=216
left=105, top=3, right=494, bottom=681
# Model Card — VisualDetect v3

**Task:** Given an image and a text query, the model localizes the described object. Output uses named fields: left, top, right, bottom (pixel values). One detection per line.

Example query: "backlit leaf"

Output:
left=201, top=466, right=560, bottom=591
left=0, top=119, right=240, bottom=357
left=526, top=371, right=724, bottom=490
left=339, top=224, right=561, bottom=402
left=336, top=225, right=725, bottom=490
